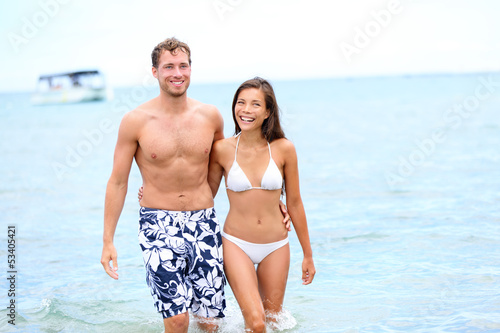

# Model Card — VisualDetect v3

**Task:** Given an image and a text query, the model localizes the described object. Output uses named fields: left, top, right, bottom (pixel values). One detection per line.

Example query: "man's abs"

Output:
left=140, top=181, right=214, bottom=211
left=137, top=156, right=214, bottom=211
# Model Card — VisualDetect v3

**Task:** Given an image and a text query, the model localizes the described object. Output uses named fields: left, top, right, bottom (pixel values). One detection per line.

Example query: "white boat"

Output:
left=31, top=70, right=112, bottom=105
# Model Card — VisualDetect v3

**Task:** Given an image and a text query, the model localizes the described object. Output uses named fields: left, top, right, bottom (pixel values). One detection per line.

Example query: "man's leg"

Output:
left=163, top=312, right=189, bottom=333
left=139, top=208, right=193, bottom=332
left=188, top=208, right=226, bottom=331
left=194, top=315, right=220, bottom=332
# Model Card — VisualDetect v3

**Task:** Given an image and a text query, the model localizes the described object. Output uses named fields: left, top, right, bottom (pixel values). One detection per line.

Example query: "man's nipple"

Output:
left=151, top=153, right=157, bottom=159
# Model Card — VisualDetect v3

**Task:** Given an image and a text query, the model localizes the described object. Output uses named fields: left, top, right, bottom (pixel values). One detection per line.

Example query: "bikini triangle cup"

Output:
left=226, top=135, right=283, bottom=192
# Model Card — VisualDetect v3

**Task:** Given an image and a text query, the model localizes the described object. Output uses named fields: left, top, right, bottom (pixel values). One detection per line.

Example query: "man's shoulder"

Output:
left=120, top=108, right=146, bottom=127
left=189, top=98, right=220, bottom=116
left=189, top=98, right=224, bottom=134
left=122, top=99, right=157, bottom=122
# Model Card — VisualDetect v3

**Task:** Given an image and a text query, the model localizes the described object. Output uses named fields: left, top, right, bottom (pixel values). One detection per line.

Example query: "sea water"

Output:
left=0, top=73, right=499, bottom=332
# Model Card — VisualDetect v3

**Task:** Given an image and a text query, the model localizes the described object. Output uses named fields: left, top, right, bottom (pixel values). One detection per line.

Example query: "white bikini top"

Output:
left=226, top=135, right=283, bottom=192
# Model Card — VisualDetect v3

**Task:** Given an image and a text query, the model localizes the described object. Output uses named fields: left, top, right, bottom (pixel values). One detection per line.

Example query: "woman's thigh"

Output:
left=222, top=238, right=265, bottom=317
left=256, top=243, right=290, bottom=313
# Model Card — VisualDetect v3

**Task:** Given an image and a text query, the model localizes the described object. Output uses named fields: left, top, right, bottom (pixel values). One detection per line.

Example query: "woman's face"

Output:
left=234, top=88, right=269, bottom=132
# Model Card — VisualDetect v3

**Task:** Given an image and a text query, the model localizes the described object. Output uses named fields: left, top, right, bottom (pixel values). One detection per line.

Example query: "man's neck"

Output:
left=158, top=91, right=189, bottom=114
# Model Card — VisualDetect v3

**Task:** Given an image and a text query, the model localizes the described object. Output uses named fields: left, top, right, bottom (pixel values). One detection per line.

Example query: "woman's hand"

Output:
left=138, top=185, right=144, bottom=202
left=302, top=256, right=316, bottom=285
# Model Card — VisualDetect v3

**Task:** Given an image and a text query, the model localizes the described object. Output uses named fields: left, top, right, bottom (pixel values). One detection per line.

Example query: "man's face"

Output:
left=153, top=49, right=191, bottom=97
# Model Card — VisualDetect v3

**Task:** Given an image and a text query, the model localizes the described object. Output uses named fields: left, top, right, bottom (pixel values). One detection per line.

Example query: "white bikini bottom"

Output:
left=221, top=230, right=289, bottom=265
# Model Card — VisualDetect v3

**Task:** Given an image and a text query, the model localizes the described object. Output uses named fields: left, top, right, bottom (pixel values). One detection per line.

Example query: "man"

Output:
left=101, top=38, right=225, bottom=332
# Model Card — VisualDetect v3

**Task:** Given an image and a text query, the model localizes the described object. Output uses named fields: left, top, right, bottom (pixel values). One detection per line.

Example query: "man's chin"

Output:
left=161, top=86, right=188, bottom=97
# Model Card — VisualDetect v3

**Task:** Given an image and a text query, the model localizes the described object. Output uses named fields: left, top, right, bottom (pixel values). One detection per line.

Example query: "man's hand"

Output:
left=101, top=243, right=119, bottom=280
left=279, top=200, right=292, bottom=231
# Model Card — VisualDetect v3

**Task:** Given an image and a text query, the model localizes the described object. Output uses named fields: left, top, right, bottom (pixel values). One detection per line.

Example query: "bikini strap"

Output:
left=234, top=134, right=241, bottom=161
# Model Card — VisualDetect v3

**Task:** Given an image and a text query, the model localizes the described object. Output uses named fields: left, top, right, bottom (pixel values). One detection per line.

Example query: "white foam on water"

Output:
left=190, top=302, right=297, bottom=332
left=266, top=308, right=297, bottom=331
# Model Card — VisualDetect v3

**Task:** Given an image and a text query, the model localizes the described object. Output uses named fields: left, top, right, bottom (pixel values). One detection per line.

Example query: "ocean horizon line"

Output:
left=1, top=69, right=499, bottom=95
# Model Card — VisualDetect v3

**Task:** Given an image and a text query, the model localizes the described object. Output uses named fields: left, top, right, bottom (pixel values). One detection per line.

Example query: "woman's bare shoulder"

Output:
left=213, top=136, right=236, bottom=153
left=272, top=138, right=296, bottom=153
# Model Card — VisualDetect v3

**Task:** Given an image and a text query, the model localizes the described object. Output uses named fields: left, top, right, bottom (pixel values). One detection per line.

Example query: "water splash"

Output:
left=266, top=309, right=297, bottom=331
left=189, top=304, right=297, bottom=332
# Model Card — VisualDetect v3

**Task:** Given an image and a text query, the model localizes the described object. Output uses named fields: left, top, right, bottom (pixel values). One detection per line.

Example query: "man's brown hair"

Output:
left=151, top=37, right=191, bottom=68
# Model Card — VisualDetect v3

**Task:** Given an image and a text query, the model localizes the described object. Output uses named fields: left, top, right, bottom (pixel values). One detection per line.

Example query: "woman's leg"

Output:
left=256, top=243, right=290, bottom=323
left=223, top=237, right=267, bottom=333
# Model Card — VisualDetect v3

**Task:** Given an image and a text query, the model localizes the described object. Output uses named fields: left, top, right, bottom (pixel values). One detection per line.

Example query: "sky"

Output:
left=1, top=0, right=499, bottom=92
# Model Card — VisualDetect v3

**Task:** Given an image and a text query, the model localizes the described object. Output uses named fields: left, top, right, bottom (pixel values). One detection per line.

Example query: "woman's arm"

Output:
left=282, top=140, right=316, bottom=284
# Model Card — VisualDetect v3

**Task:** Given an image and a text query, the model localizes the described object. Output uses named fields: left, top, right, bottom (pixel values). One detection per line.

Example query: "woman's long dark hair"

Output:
left=232, top=77, right=285, bottom=142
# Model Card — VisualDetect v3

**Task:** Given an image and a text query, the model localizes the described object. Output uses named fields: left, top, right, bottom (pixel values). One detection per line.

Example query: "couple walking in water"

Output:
left=101, top=37, right=315, bottom=332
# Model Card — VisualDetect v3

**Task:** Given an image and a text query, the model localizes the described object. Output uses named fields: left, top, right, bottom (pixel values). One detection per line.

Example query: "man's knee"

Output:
left=195, top=316, right=220, bottom=333
left=163, top=312, right=189, bottom=332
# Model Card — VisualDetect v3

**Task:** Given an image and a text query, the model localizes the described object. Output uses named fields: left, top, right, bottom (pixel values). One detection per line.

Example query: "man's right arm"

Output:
left=101, top=112, right=140, bottom=279
left=208, top=140, right=224, bottom=198
left=207, top=105, right=225, bottom=197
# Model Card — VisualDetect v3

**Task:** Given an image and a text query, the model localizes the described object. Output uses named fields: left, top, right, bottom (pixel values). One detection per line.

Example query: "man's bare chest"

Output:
left=138, top=118, right=214, bottom=162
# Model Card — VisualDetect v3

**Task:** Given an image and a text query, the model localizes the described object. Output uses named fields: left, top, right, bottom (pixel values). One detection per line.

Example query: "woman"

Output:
left=208, top=77, right=315, bottom=332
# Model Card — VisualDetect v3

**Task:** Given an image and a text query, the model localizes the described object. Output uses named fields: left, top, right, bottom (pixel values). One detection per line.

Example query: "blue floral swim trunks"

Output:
left=138, top=207, right=226, bottom=319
